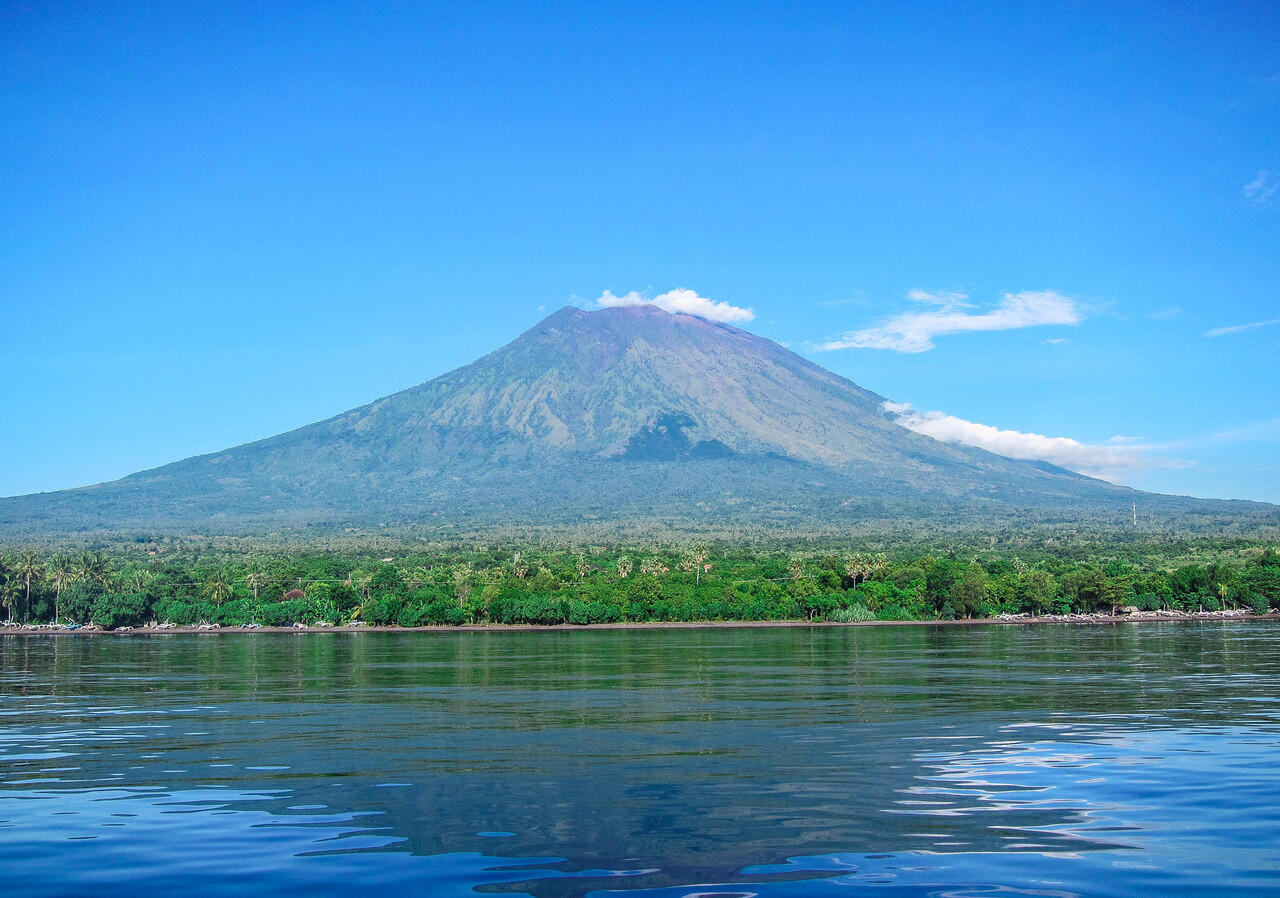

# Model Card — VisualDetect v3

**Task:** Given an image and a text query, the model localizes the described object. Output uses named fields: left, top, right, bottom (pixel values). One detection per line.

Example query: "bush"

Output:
left=90, top=592, right=149, bottom=629
left=566, top=600, right=622, bottom=625
left=60, top=583, right=98, bottom=623
left=364, top=594, right=404, bottom=626
left=829, top=604, right=875, bottom=623
left=153, top=597, right=200, bottom=625
left=216, top=599, right=254, bottom=625
left=513, top=595, right=565, bottom=624
left=396, top=601, right=432, bottom=629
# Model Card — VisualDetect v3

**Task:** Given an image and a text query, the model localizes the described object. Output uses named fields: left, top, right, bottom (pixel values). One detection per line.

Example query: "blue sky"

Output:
left=2, top=1, right=1277, bottom=502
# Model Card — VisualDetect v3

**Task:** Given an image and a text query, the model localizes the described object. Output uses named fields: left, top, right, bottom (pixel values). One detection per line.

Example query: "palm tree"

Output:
left=639, top=557, right=668, bottom=576
left=788, top=554, right=806, bottom=582
left=124, top=568, right=155, bottom=594
left=202, top=572, right=235, bottom=605
left=451, top=564, right=473, bottom=607
left=76, top=551, right=113, bottom=591
left=616, top=555, right=633, bottom=579
left=244, top=567, right=267, bottom=602
left=402, top=566, right=431, bottom=591
left=346, top=569, right=373, bottom=602
left=0, top=576, right=16, bottom=626
left=688, top=542, right=708, bottom=586
left=0, top=557, right=15, bottom=624
left=14, top=551, right=43, bottom=623
left=48, top=554, right=76, bottom=625
left=844, top=552, right=887, bottom=585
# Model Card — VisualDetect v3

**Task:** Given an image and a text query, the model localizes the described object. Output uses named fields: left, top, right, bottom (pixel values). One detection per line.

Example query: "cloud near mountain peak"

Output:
left=593, top=288, right=755, bottom=323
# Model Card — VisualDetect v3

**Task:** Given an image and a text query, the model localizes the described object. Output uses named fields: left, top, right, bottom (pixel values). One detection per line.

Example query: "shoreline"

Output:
left=2, top=609, right=1275, bottom=635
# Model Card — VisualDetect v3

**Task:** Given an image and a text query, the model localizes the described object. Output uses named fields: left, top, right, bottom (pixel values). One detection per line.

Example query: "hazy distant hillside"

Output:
left=2, top=305, right=1275, bottom=539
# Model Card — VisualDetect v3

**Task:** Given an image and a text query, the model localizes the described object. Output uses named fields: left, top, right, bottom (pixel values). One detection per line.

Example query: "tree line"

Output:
left=0, top=543, right=1277, bottom=630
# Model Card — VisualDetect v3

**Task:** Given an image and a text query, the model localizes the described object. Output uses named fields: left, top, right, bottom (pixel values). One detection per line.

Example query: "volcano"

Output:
left=2, top=305, right=1271, bottom=538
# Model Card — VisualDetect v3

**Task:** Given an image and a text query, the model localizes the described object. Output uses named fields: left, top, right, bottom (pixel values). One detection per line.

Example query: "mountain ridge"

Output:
left=2, top=304, right=1275, bottom=538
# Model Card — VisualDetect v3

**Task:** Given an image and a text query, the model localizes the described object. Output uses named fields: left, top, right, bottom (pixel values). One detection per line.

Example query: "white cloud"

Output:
left=594, top=288, right=754, bottom=323
left=818, top=289, right=1081, bottom=353
left=1204, top=317, right=1280, bottom=338
left=883, top=402, right=1185, bottom=480
left=1244, top=171, right=1279, bottom=204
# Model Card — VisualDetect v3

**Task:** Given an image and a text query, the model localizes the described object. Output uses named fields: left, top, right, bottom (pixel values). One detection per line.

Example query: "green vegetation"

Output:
left=1, top=540, right=1277, bottom=630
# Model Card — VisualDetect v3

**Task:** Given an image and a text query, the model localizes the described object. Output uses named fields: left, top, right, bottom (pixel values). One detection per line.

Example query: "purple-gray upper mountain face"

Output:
left=2, top=305, right=1266, bottom=536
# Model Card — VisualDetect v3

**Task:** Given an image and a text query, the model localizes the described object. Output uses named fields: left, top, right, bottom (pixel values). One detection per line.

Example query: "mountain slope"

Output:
left=2, top=305, right=1273, bottom=537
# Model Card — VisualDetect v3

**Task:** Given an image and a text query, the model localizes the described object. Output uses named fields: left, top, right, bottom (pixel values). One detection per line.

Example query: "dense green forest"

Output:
left=1, top=539, right=1277, bottom=630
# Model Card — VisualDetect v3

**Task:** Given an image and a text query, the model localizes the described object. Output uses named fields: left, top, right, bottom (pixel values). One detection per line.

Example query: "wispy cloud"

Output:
left=882, top=401, right=1187, bottom=480
left=1212, top=418, right=1280, bottom=443
left=593, top=288, right=754, bottom=323
left=1204, top=317, right=1280, bottom=338
left=1148, top=306, right=1182, bottom=320
left=1244, top=171, right=1279, bottom=204
left=817, top=290, right=1081, bottom=353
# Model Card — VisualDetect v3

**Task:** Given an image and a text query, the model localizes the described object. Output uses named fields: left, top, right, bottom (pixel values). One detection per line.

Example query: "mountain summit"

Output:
left=2, top=305, right=1269, bottom=537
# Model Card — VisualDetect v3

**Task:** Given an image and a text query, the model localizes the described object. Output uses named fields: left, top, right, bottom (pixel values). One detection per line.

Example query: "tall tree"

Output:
left=788, top=554, right=806, bottom=582
left=844, top=552, right=887, bottom=585
left=14, top=552, right=43, bottom=623
left=688, top=542, right=709, bottom=586
left=49, top=554, right=76, bottom=625
left=0, top=557, right=14, bottom=624
left=75, top=552, right=113, bottom=591
left=202, top=572, right=235, bottom=605
left=244, top=567, right=267, bottom=602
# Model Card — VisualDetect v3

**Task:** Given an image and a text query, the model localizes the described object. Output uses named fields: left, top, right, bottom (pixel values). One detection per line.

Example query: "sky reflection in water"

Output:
left=1, top=623, right=1279, bottom=897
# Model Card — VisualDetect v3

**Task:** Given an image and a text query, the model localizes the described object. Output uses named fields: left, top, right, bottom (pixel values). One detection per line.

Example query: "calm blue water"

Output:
left=1, top=622, right=1278, bottom=897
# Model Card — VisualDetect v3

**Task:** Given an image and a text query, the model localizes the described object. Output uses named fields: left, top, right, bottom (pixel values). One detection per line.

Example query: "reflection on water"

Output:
left=1, top=623, right=1279, bottom=896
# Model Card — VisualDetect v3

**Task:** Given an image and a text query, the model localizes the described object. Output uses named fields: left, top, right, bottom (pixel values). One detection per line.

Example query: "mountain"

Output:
left=2, top=305, right=1274, bottom=539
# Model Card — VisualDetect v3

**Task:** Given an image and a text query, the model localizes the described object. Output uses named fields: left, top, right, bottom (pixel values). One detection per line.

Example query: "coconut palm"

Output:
left=687, top=542, right=708, bottom=586
left=244, top=567, right=267, bottom=602
left=346, top=569, right=373, bottom=601
left=0, top=575, right=16, bottom=626
left=788, top=554, right=806, bottom=581
left=124, top=568, right=155, bottom=594
left=844, top=552, right=887, bottom=585
left=202, top=572, right=235, bottom=605
left=75, top=551, right=113, bottom=590
left=451, top=564, right=473, bottom=607
left=14, top=551, right=43, bottom=623
left=639, top=557, right=668, bottom=576
left=616, top=555, right=633, bottom=579
left=48, top=554, right=76, bottom=625
left=0, top=558, right=14, bottom=624
left=402, top=566, right=431, bottom=591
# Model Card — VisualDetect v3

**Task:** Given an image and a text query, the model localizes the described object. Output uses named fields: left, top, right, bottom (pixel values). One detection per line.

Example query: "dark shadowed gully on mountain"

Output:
left=2, top=306, right=1275, bottom=538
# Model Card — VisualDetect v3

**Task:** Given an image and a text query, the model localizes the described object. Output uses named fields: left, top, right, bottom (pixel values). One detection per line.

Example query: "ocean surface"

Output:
left=1, top=622, right=1278, bottom=897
